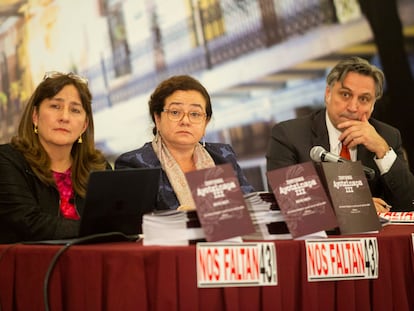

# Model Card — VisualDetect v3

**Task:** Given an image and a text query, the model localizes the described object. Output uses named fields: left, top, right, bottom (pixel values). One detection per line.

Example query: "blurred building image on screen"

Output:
left=0, top=0, right=413, bottom=190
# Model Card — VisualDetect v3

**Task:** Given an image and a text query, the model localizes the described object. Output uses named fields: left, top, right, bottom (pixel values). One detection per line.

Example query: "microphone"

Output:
left=310, top=146, right=375, bottom=180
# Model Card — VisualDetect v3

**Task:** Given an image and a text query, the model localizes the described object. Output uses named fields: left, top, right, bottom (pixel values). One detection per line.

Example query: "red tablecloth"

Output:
left=0, top=225, right=413, bottom=311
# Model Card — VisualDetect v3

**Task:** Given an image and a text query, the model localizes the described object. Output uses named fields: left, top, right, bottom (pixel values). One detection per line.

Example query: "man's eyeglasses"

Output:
left=43, top=71, right=88, bottom=85
left=162, top=109, right=207, bottom=123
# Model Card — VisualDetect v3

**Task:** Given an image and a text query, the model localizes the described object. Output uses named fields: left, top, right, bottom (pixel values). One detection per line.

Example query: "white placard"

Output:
left=306, top=237, right=378, bottom=281
left=196, top=242, right=277, bottom=287
left=378, top=212, right=414, bottom=223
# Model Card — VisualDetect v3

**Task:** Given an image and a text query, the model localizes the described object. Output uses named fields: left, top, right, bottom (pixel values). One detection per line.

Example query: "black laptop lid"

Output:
left=79, top=168, right=161, bottom=237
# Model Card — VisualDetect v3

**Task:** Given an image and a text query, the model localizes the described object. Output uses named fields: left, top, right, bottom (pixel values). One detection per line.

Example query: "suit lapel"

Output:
left=311, top=109, right=330, bottom=151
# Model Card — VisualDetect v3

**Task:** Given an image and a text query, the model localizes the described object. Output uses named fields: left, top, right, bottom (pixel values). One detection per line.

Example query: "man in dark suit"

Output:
left=266, top=56, right=414, bottom=212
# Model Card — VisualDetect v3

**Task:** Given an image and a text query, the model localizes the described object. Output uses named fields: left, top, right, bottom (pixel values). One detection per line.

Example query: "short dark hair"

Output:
left=148, top=75, right=212, bottom=135
left=326, top=56, right=385, bottom=100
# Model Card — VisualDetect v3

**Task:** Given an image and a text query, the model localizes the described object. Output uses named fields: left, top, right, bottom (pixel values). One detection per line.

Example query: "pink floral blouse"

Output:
left=52, top=168, right=79, bottom=220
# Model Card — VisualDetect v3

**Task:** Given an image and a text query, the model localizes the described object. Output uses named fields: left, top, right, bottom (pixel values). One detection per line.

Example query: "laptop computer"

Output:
left=24, top=167, right=161, bottom=244
left=80, top=167, right=161, bottom=236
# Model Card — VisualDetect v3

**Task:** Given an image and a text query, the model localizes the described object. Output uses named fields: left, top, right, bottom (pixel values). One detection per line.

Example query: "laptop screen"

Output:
left=79, top=167, right=161, bottom=237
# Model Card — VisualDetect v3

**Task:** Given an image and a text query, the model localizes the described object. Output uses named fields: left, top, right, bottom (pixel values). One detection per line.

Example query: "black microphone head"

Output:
left=310, top=146, right=326, bottom=162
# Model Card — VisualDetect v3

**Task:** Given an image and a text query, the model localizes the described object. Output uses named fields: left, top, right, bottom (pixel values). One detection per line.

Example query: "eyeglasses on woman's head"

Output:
left=43, top=71, right=88, bottom=85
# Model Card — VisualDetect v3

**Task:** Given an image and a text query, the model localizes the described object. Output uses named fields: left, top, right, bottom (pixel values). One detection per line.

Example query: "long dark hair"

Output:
left=11, top=73, right=107, bottom=197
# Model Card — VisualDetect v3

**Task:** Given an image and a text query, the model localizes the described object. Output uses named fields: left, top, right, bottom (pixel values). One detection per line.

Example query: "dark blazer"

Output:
left=115, top=142, right=255, bottom=210
left=266, top=109, right=414, bottom=211
left=0, top=144, right=82, bottom=243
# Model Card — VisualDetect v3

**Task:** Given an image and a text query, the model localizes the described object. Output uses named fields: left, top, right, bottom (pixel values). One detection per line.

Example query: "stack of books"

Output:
left=142, top=210, right=206, bottom=246
left=242, top=192, right=292, bottom=240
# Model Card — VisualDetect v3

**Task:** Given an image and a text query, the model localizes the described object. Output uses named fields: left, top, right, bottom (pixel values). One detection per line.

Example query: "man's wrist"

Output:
left=375, top=146, right=391, bottom=159
left=374, top=148, right=396, bottom=175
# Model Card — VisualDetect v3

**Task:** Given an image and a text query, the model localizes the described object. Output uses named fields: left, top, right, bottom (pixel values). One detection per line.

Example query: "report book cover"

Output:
left=185, top=163, right=255, bottom=242
left=316, top=161, right=381, bottom=234
left=267, top=161, right=338, bottom=238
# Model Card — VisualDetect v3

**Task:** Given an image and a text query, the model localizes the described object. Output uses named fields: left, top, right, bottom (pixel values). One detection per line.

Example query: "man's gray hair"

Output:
left=326, top=56, right=385, bottom=100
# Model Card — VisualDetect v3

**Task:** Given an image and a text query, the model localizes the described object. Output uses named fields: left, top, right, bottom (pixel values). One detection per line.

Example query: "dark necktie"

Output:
left=340, top=144, right=351, bottom=160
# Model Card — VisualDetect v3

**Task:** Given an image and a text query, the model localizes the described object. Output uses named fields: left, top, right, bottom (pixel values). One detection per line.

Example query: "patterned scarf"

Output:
left=152, top=132, right=215, bottom=209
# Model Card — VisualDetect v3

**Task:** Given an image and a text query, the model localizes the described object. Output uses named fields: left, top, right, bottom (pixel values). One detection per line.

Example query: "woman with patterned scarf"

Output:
left=115, top=75, right=254, bottom=210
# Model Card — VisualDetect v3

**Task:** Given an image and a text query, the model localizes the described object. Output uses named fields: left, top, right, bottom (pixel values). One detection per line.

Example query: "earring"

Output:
left=34, top=125, right=38, bottom=134
left=78, top=135, right=83, bottom=144
left=202, top=136, right=206, bottom=147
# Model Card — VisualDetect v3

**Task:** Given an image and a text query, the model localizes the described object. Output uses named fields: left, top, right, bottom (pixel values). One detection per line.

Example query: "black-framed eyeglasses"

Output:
left=43, top=71, right=88, bottom=85
left=162, top=109, right=207, bottom=123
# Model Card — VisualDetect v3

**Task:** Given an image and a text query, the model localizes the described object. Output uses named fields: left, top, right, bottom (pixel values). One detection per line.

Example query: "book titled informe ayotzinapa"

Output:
left=185, top=163, right=255, bottom=242
left=267, top=161, right=338, bottom=238
left=316, top=161, right=381, bottom=234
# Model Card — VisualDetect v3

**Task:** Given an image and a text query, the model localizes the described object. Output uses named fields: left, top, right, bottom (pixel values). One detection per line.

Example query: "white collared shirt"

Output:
left=325, top=111, right=357, bottom=161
